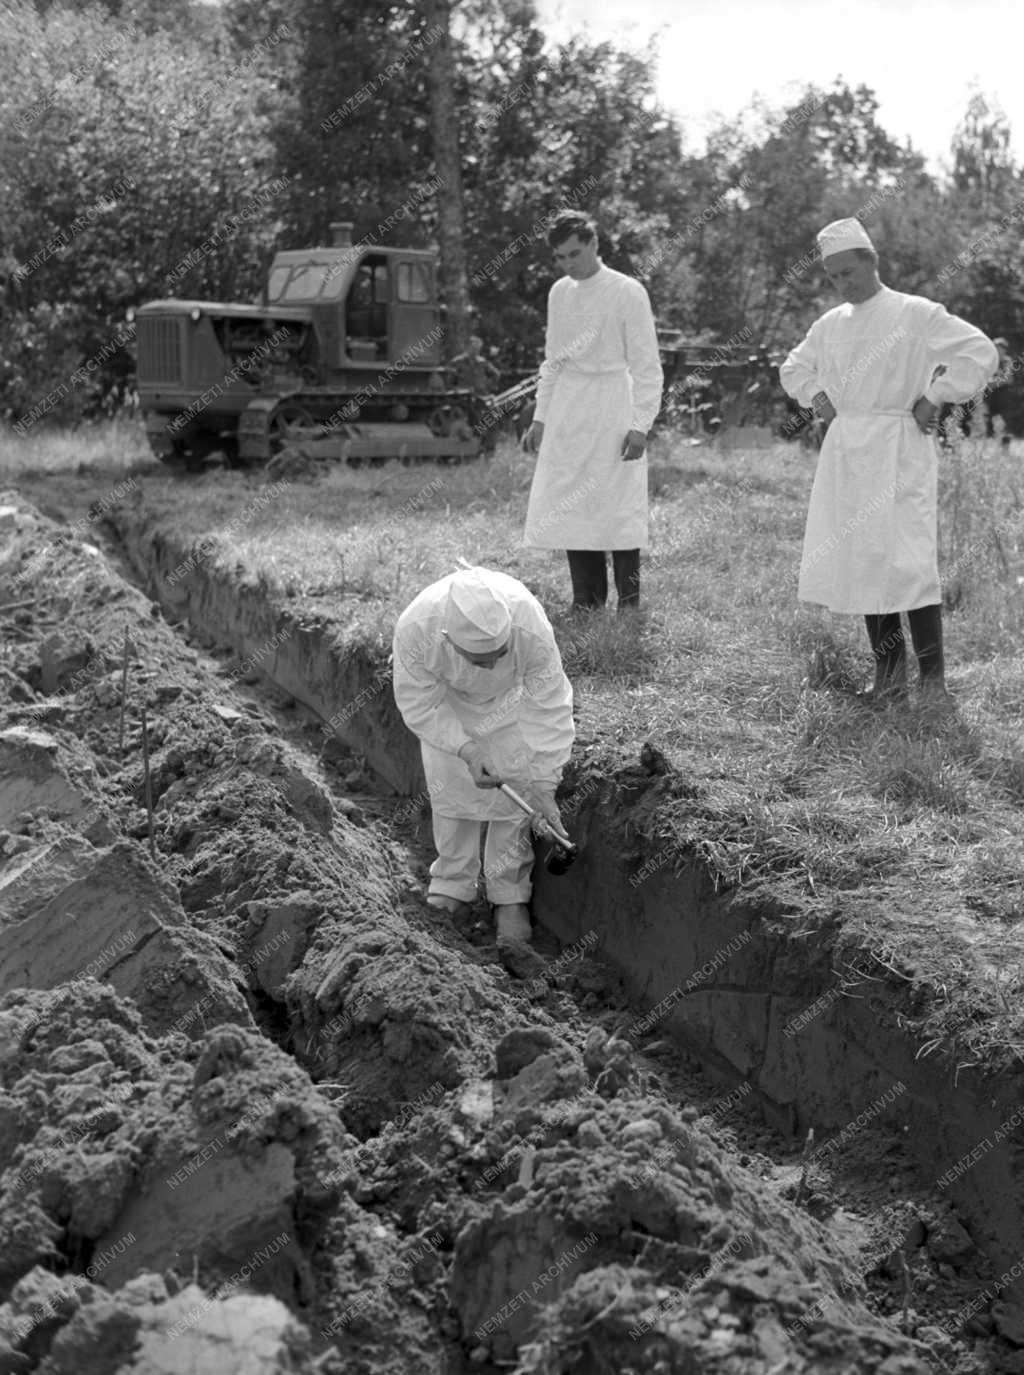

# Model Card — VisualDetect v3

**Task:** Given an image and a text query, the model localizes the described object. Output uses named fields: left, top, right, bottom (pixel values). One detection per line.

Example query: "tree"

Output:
left=686, top=82, right=933, bottom=349
left=0, top=0, right=279, bottom=421
left=950, top=90, right=1016, bottom=203
left=457, top=18, right=688, bottom=368
left=422, top=0, right=471, bottom=357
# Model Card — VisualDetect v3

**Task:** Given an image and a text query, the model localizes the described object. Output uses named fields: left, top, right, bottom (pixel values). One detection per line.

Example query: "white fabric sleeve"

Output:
left=779, top=321, right=823, bottom=408
left=624, top=283, right=664, bottom=432
left=392, top=629, right=472, bottom=756
left=516, top=628, right=574, bottom=787
left=922, top=305, right=999, bottom=405
left=533, top=284, right=563, bottom=425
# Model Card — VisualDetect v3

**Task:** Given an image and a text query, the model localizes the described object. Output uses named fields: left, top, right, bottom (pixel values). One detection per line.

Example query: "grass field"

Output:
left=5, top=415, right=1024, bottom=1063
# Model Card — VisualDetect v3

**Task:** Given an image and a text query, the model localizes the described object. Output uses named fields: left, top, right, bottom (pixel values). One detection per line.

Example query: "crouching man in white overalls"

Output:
left=392, top=566, right=574, bottom=946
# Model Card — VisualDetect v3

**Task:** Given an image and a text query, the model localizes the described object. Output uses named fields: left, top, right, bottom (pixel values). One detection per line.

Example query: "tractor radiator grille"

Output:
left=137, top=317, right=182, bottom=384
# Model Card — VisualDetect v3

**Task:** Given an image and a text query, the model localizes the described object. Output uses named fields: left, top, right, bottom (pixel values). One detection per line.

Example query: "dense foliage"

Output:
left=1, top=0, right=1021, bottom=422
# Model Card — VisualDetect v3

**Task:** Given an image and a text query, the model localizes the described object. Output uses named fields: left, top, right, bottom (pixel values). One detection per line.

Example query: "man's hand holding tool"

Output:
left=458, top=741, right=501, bottom=788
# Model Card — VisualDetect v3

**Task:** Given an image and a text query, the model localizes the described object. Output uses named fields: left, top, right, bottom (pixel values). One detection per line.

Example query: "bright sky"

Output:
left=536, top=0, right=1021, bottom=172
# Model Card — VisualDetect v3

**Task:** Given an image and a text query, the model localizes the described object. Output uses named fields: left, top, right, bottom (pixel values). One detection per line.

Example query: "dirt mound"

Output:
left=0, top=983, right=348, bottom=1291
left=0, top=1266, right=317, bottom=1374
left=0, top=489, right=965, bottom=1371
left=443, top=1064, right=928, bottom=1372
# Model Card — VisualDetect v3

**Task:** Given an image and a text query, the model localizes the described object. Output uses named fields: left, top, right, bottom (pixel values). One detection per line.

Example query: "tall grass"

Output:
left=0, top=416, right=151, bottom=476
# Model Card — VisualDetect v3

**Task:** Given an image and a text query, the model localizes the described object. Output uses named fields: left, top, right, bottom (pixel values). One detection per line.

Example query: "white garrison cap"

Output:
left=444, top=568, right=512, bottom=653
left=816, top=217, right=875, bottom=258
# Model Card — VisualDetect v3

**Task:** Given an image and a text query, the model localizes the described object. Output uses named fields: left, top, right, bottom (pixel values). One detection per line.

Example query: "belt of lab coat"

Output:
left=835, top=408, right=911, bottom=417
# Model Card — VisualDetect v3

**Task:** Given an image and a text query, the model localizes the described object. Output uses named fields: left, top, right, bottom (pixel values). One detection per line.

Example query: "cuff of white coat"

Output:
left=922, top=388, right=944, bottom=407
left=628, top=421, right=651, bottom=437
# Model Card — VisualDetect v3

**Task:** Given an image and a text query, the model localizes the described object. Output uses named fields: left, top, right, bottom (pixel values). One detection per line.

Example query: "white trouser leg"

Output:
left=483, top=817, right=534, bottom=905
left=428, top=814, right=482, bottom=901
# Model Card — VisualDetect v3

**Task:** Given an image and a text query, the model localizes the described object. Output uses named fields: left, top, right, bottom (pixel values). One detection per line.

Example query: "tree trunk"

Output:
left=422, top=0, right=471, bottom=359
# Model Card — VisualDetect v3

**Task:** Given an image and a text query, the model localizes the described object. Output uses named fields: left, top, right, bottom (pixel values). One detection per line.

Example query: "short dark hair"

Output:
left=547, top=211, right=596, bottom=249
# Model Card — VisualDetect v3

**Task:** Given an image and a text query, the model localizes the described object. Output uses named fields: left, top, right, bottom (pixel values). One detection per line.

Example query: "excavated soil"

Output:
left=0, top=485, right=1018, bottom=1374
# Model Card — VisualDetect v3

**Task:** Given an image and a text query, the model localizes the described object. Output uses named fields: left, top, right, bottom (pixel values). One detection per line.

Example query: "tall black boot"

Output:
left=612, top=549, right=640, bottom=609
left=566, top=550, right=607, bottom=608
left=907, top=604, right=949, bottom=702
left=862, top=613, right=907, bottom=702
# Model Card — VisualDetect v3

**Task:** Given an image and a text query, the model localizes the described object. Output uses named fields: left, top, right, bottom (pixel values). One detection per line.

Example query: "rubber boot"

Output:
left=860, top=613, right=907, bottom=704
left=612, top=549, right=640, bottom=610
left=566, top=551, right=607, bottom=609
left=907, top=604, right=953, bottom=711
left=494, top=903, right=532, bottom=945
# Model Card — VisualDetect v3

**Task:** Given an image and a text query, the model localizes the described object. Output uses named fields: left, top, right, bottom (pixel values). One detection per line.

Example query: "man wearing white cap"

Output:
left=392, top=566, right=574, bottom=944
left=780, top=217, right=998, bottom=704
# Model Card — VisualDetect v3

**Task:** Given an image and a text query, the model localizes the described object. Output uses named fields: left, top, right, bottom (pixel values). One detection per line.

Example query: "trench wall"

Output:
left=111, top=510, right=1024, bottom=1323
left=532, top=775, right=1024, bottom=1319
left=111, top=513, right=424, bottom=795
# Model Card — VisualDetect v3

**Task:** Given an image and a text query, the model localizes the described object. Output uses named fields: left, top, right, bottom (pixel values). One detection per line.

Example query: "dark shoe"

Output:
left=855, top=657, right=908, bottom=706
left=918, top=679, right=957, bottom=718
left=863, top=613, right=907, bottom=700
left=855, top=682, right=908, bottom=707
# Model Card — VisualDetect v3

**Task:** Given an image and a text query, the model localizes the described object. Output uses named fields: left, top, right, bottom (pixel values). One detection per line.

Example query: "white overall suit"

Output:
left=392, top=568, right=574, bottom=904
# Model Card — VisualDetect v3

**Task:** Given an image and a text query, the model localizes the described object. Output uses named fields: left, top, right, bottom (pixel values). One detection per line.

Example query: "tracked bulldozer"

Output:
left=133, top=222, right=511, bottom=470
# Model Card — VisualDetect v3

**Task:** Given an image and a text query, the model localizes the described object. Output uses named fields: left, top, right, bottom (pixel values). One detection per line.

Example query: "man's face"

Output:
left=449, top=639, right=510, bottom=670
left=553, top=234, right=600, bottom=280
left=823, top=250, right=879, bottom=304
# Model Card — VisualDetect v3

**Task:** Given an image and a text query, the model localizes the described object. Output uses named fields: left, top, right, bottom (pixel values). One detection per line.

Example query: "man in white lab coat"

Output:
left=780, top=217, right=998, bottom=704
left=392, top=566, right=574, bottom=945
left=522, top=211, right=663, bottom=610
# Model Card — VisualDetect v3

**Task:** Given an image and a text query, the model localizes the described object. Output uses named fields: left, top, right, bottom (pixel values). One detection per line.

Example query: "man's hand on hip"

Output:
left=912, top=396, right=939, bottom=434
left=811, top=391, right=836, bottom=425
left=621, top=429, right=647, bottom=461
left=457, top=741, right=501, bottom=788
left=522, top=420, right=545, bottom=454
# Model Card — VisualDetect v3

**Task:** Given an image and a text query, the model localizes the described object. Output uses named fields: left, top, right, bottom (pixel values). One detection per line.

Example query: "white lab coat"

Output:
left=780, top=286, right=998, bottom=613
left=392, top=569, right=575, bottom=820
left=524, top=263, right=663, bottom=551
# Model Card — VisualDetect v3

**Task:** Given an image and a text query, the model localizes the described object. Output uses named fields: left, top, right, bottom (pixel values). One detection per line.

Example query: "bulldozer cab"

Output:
left=264, top=241, right=440, bottom=371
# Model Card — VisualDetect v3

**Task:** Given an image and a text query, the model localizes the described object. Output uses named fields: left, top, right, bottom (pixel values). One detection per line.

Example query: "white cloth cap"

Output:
left=444, top=568, right=512, bottom=652
left=816, top=217, right=875, bottom=258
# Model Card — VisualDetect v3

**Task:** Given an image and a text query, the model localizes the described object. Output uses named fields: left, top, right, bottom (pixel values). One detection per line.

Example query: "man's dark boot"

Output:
left=907, top=604, right=953, bottom=709
left=566, top=550, right=607, bottom=609
left=861, top=613, right=908, bottom=703
left=612, top=549, right=640, bottom=610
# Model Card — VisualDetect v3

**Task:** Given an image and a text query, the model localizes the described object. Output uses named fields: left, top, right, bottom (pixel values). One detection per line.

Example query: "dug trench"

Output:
left=0, top=486, right=1014, bottom=1373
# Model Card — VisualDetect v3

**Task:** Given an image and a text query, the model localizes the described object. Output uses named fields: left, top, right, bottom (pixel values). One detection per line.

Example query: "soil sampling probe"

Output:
left=497, top=782, right=579, bottom=876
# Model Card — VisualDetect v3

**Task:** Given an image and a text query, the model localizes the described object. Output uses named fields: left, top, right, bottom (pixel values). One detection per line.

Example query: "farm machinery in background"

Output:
left=654, top=332, right=819, bottom=446
left=492, top=335, right=820, bottom=448
left=133, top=222, right=525, bottom=470
left=133, top=220, right=817, bottom=469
